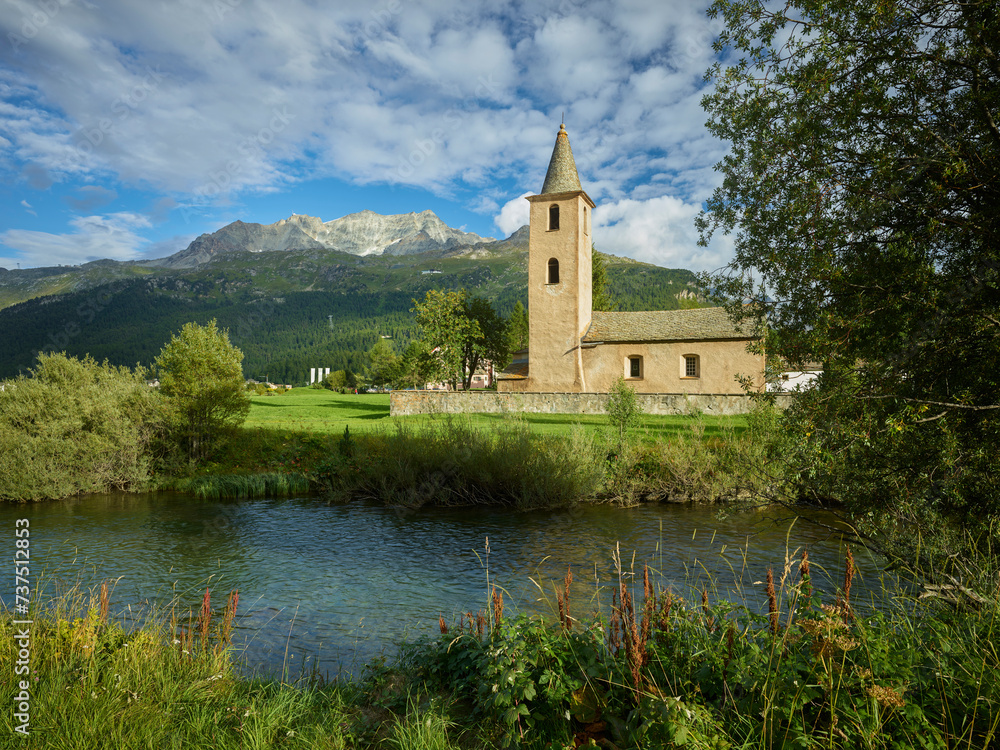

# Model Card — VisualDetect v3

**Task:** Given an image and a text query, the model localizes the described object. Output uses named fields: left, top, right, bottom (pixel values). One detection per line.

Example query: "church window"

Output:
left=549, top=204, right=560, bottom=230
left=584, top=206, right=590, bottom=236
left=547, top=258, right=560, bottom=284
left=627, top=356, right=643, bottom=379
left=683, top=354, right=700, bottom=378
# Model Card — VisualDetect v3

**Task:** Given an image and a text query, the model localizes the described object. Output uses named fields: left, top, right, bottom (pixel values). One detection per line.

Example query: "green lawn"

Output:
left=246, top=387, right=746, bottom=440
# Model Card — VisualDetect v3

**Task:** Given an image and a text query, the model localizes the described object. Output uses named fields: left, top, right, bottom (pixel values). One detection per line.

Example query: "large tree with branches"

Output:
left=412, top=290, right=509, bottom=390
left=699, top=0, right=1000, bottom=559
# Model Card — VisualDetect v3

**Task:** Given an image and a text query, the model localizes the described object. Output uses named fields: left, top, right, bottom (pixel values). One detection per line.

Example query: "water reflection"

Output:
left=0, top=493, right=888, bottom=678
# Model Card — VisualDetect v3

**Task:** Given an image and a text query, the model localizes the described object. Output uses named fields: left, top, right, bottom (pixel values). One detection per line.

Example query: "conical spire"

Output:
left=540, top=122, right=583, bottom=194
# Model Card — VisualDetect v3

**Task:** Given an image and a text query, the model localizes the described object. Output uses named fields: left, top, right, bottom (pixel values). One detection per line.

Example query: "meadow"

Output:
left=243, top=387, right=747, bottom=440
left=194, top=387, right=765, bottom=507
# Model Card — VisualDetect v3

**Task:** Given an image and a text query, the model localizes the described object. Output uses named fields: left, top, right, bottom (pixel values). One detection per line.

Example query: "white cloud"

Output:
left=593, top=195, right=731, bottom=271
left=0, top=212, right=152, bottom=268
left=20, top=199, right=36, bottom=216
left=494, top=192, right=532, bottom=236
left=1, top=1, right=722, bottom=190
left=0, top=0, right=738, bottom=270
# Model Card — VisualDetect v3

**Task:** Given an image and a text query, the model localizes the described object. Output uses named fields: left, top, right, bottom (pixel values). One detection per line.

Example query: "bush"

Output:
left=605, top=376, right=641, bottom=454
left=603, top=404, right=790, bottom=505
left=0, top=353, right=161, bottom=501
left=323, top=369, right=357, bottom=391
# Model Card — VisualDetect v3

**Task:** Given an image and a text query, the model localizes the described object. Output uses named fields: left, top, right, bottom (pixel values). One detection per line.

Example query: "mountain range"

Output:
left=152, top=210, right=495, bottom=269
left=0, top=210, right=706, bottom=383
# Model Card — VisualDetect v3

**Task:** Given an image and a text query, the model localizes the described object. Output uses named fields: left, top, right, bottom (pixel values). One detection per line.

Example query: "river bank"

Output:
left=2, top=386, right=777, bottom=507
left=168, top=390, right=784, bottom=508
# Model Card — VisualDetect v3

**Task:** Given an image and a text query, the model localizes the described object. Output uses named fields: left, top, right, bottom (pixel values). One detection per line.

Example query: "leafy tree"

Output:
left=591, top=247, right=615, bottom=312
left=155, top=319, right=250, bottom=461
left=606, top=376, right=642, bottom=455
left=323, top=370, right=346, bottom=390
left=412, top=290, right=510, bottom=390
left=366, top=338, right=399, bottom=389
left=412, top=290, right=477, bottom=389
left=398, top=340, right=438, bottom=390
left=698, top=0, right=1000, bottom=559
left=507, top=300, right=529, bottom=353
left=323, top=369, right=357, bottom=391
left=463, top=296, right=511, bottom=388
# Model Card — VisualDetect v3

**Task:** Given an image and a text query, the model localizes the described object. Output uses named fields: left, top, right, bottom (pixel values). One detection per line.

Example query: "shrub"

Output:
left=606, top=375, right=642, bottom=454
left=0, top=353, right=161, bottom=501
left=407, top=551, right=1000, bottom=749
left=315, top=417, right=604, bottom=509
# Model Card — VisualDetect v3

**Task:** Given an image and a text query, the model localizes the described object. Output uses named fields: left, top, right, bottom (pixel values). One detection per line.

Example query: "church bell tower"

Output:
left=525, top=123, right=595, bottom=392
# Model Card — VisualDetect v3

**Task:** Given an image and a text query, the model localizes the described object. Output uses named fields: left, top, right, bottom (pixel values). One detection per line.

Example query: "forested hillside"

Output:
left=0, top=244, right=705, bottom=383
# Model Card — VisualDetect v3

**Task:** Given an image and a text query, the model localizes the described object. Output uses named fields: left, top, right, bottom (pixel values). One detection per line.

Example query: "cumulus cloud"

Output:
left=593, top=195, right=731, bottom=272
left=0, top=0, right=734, bottom=270
left=0, top=212, right=151, bottom=268
left=494, top=192, right=532, bottom=236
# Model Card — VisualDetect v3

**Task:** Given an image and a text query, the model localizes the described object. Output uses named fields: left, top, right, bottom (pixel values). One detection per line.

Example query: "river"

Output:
left=1, top=492, right=891, bottom=679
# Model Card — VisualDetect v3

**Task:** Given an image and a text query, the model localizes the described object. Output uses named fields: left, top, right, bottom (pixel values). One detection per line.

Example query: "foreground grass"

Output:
left=5, top=555, right=998, bottom=749
left=1, top=584, right=357, bottom=749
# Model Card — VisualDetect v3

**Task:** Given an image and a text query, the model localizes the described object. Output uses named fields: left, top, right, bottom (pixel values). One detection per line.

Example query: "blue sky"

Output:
left=0, top=0, right=735, bottom=271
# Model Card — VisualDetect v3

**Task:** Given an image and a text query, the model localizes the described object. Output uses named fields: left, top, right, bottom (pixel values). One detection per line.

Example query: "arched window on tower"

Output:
left=548, top=204, right=560, bottom=230
left=547, top=258, right=560, bottom=284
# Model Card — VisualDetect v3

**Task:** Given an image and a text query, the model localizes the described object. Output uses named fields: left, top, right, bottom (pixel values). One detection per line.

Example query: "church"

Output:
left=497, top=124, right=763, bottom=395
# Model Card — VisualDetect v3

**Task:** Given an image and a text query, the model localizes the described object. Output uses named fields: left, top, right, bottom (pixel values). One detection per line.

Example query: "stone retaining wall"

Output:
left=390, top=390, right=791, bottom=416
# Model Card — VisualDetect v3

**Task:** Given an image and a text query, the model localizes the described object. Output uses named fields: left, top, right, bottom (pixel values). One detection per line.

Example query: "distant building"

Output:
left=497, top=123, right=763, bottom=394
left=767, top=364, right=822, bottom=393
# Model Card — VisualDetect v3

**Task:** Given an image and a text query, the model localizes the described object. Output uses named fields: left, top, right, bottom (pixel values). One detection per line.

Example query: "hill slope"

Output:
left=0, top=215, right=707, bottom=383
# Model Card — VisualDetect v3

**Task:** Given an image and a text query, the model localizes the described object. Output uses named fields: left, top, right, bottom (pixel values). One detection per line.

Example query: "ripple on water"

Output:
left=0, top=492, right=892, bottom=678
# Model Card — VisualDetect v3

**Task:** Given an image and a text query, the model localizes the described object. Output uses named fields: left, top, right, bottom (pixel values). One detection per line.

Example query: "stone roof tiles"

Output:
left=497, top=349, right=529, bottom=380
left=540, top=123, right=583, bottom=195
left=581, top=307, right=753, bottom=343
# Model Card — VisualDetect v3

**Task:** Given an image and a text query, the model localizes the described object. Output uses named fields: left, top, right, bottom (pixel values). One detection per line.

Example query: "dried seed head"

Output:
left=766, top=568, right=779, bottom=634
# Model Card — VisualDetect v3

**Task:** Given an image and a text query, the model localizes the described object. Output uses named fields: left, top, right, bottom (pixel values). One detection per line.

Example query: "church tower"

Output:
left=525, top=123, right=595, bottom=392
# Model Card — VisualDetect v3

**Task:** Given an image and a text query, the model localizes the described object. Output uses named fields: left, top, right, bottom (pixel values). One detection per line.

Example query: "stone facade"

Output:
left=390, top=390, right=790, bottom=417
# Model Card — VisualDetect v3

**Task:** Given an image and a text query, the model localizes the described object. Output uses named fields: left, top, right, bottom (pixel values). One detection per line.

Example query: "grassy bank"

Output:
left=205, top=388, right=766, bottom=506
left=193, top=409, right=773, bottom=507
left=4, top=554, right=997, bottom=749
left=1, top=377, right=757, bottom=504
left=1, top=582, right=356, bottom=749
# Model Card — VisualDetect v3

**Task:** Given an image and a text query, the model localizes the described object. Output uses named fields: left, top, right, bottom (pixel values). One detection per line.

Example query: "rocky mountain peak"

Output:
left=152, top=210, right=496, bottom=269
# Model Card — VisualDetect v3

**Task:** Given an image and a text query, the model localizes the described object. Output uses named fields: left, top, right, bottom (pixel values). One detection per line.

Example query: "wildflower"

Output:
left=868, top=684, right=905, bottom=708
